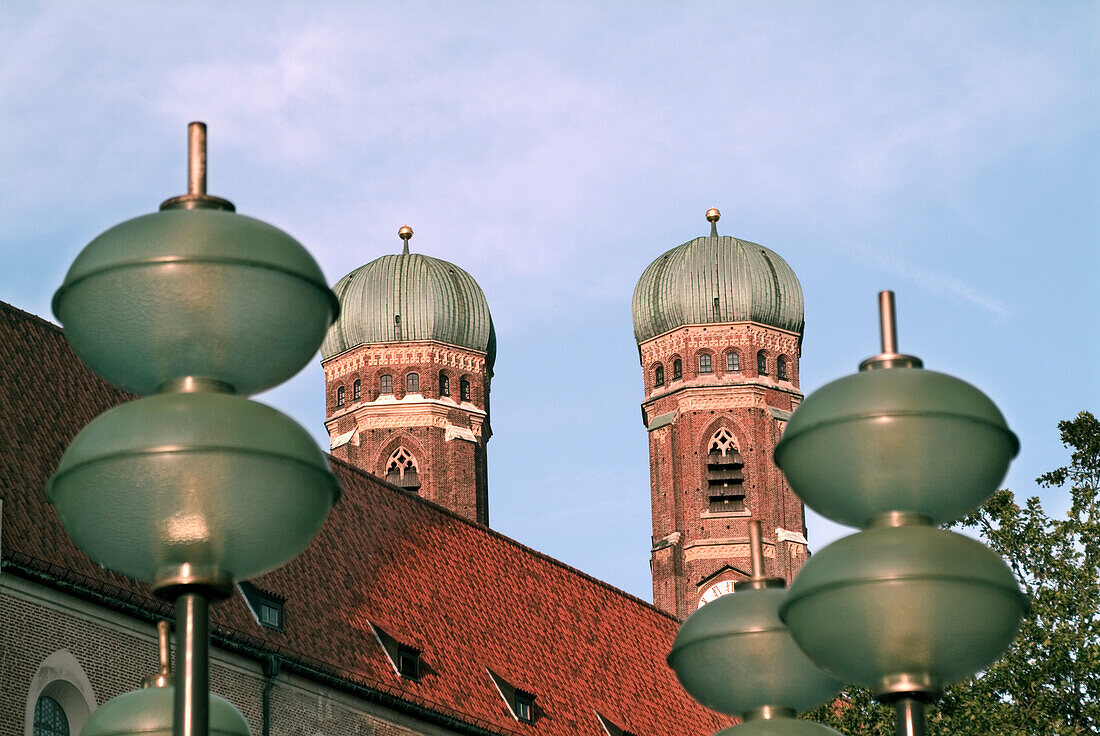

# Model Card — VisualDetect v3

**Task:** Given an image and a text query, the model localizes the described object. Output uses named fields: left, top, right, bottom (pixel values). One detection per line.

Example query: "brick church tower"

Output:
left=632, top=209, right=809, bottom=619
left=320, top=226, right=494, bottom=525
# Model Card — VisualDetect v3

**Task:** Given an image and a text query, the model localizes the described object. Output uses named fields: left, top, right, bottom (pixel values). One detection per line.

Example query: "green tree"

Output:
left=805, top=411, right=1100, bottom=735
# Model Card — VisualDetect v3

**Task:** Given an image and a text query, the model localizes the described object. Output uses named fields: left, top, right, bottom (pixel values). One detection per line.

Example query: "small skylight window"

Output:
left=487, top=669, right=537, bottom=725
left=237, top=581, right=286, bottom=632
left=596, top=712, right=640, bottom=736
left=369, top=622, right=423, bottom=682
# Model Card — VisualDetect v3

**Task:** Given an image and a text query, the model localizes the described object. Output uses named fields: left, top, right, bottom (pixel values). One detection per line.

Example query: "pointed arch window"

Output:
left=460, top=379, right=471, bottom=402
left=336, top=386, right=345, bottom=408
left=727, top=351, right=740, bottom=372
left=777, top=356, right=788, bottom=381
left=406, top=372, right=420, bottom=393
left=439, top=372, right=450, bottom=397
left=757, top=350, right=768, bottom=376
left=706, top=428, right=745, bottom=513
left=353, top=379, right=361, bottom=401
left=34, top=696, right=69, bottom=736
left=385, top=447, right=421, bottom=493
left=699, top=353, right=712, bottom=374
left=654, top=364, right=664, bottom=388
left=673, top=358, right=683, bottom=381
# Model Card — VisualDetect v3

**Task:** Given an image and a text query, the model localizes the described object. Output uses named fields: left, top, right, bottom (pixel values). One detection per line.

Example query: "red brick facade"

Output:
left=322, top=340, right=491, bottom=525
left=640, top=323, right=809, bottom=619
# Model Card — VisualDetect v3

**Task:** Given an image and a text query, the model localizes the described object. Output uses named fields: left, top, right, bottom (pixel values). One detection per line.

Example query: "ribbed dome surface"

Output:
left=321, top=251, right=495, bottom=366
left=632, top=233, right=804, bottom=343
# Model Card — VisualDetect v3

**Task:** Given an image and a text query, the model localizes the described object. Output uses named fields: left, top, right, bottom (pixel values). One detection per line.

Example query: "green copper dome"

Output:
left=321, top=233, right=495, bottom=366
left=632, top=212, right=804, bottom=343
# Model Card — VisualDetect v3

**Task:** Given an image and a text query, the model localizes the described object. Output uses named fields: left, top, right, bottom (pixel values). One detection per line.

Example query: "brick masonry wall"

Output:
left=0, top=576, right=463, bottom=736
left=322, top=341, right=491, bottom=525
left=639, top=324, right=809, bottom=619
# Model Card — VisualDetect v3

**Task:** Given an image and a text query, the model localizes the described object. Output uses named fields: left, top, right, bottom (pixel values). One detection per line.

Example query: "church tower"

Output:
left=632, top=209, right=809, bottom=619
left=320, top=226, right=494, bottom=525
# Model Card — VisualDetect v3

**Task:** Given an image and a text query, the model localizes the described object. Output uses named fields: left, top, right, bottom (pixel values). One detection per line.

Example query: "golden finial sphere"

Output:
left=706, top=208, right=721, bottom=223
left=398, top=225, right=413, bottom=241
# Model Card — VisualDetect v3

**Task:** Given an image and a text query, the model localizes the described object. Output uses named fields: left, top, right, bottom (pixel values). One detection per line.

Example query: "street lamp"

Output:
left=669, top=521, right=845, bottom=735
left=774, top=291, right=1028, bottom=736
left=49, top=123, right=340, bottom=736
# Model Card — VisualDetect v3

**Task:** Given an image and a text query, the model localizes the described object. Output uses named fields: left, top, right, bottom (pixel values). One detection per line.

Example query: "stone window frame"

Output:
left=24, top=649, right=97, bottom=736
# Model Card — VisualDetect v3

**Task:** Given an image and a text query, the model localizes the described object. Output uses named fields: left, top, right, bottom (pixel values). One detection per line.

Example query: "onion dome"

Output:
left=632, top=209, right=803, bottom=343
left=321, top=226, right=496, bottom=367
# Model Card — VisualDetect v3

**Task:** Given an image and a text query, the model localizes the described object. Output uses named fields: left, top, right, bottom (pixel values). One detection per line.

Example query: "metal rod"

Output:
left=158, top=620, right=172, bottom=674
left=748, top=520, right=764, bottom=579
left=187, top=122, right=207, bottom=196
left=878, top=290, right=898, bottom=354
left=894, top=698, right=926, bottom=736
left=174, top=592, right=210, bottom=736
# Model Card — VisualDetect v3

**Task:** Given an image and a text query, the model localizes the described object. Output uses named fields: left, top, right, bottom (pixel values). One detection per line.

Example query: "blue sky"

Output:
left=2, top=2, right=1096, bottom=602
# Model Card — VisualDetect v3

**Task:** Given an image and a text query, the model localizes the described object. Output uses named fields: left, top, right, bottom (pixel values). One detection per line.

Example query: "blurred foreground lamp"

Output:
left=669, top=521, right=845, bottom=735
left=82, top=622, right=250, bottom=736
left=49, top=123, right=340, bottom=736
left=774, top=291, right=1028, bottom=736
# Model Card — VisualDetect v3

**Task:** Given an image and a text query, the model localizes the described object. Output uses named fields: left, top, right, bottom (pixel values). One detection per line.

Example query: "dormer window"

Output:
left=596, top=712, right=640, bottom=736
left=369, top=622, right=422, bottom=682
left=672, top=359, right=682, bottom=381
left=698, top=353, right=712, bottom=373
left=654, top=364, right=664, bottom=387
left=336, top=386, right=345, bottom=408
left=487, top=669, right=537, bottom=725
left=757, top=350, right=768, bottom=375
left=238, top=581, right=286, bottom=631
left=460, top=379, right=471, bottom=402
left=380, top=374, right=393, bottom=394
left=353, top=379, right=361, bottom=401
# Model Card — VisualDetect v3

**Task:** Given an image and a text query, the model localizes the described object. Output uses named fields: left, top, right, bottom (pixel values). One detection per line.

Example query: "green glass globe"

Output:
left=48, top=392, right=340, bottom=585
left=716, top=719, right=845, bottom=736
left=774, top=368, right=1018, bottom=527
left=669, top=585, right=842, bottom=717
left=81, top=686, right=249, bottom=736
left=53, top=208, right=339, bottom=396
left=780, top=525, right=1027, bottom=698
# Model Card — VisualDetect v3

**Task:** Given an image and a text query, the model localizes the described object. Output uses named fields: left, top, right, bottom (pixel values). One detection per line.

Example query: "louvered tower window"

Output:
left=385, top=447, right=420, bottom=492
left=706, top=428, right=745, bottom=513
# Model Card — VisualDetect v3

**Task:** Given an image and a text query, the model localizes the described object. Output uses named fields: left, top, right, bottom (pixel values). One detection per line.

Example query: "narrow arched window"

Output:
left=777, top=356, right=788, bottom=381
left=406, top=372, right=420, bottom=393
left=654, top=364, right=664, bottom=387
left=706, top=428, right=745, bottom=513
left=727, top=352, right=740, bottom=372
left=460, top=379, right=471, bottom=402
left=757, top=350, right=768, bottom=375
left=380, top=374, right=393, bottom=394
left=699, top=353, right=712, bottom=374
left=353, top=379, right=361, bottom=400
left=34, top=695, right=69, bottom=736
left=385, top=447, right=421, bottom=493
left=439, top=372, right=450, bottom=396
left=673, top=359, right=683, bottom=381
left=336, top=385, right=345, bottom=407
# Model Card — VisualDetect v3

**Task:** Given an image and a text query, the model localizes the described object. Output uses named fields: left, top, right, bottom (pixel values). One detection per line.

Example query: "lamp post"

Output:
left=668, top=521, right=845, bottom=735
left=49, top=123, right=341, bottom=736
left=773, top=291, right=1028, bottom=736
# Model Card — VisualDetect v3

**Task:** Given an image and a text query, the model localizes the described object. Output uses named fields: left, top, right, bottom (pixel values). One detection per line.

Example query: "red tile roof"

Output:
left=0, top=300, right=730, bottom=736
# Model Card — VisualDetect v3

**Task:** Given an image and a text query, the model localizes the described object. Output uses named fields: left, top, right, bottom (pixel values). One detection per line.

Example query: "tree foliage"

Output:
left=804, top=411, right=1100, bottom=735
